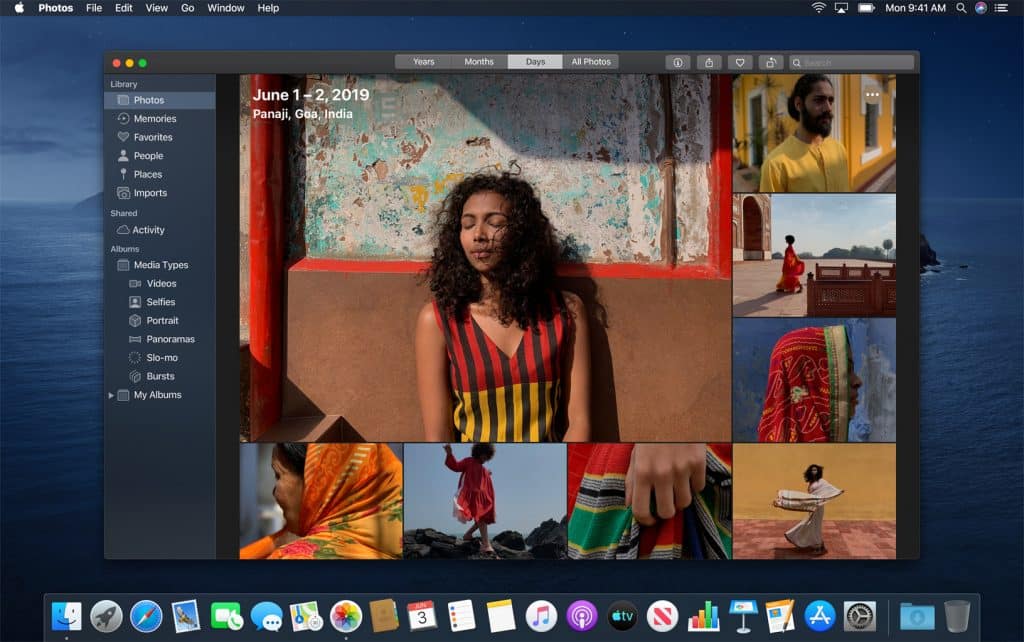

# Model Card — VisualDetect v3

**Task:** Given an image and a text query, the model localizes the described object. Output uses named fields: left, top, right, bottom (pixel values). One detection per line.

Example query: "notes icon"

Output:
left=486, top=599, right=516, bottom=634
left=526, top=600, right=558, bottom=633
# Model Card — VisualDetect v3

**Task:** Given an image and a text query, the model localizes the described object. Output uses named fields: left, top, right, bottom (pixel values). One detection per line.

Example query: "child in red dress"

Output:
left=444, top=443, right=497, bottom=555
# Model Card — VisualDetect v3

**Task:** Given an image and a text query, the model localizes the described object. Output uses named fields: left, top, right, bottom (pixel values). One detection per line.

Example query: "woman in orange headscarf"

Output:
left=757, top=326, right=863, bottom=443
left=240, top=443, right=403, bottom=559
left=775, top=235, right=805, bottom=293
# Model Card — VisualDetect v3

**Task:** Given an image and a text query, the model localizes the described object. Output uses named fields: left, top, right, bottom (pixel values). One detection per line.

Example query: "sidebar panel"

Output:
left=103, top=74, right=217, bottom=558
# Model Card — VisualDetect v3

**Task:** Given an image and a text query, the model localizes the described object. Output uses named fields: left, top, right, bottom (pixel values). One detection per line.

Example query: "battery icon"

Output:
left=857, top=2, right=876, bottom=11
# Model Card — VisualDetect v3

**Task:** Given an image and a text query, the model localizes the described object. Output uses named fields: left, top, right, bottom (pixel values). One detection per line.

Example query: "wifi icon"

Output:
left=812, top=1, right=827, bottom=11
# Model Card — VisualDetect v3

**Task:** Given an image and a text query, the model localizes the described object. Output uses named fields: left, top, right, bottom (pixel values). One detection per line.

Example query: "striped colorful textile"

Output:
left=566, top=444, right=732, bottom=560
left=433, top=292, right=571, bottom=442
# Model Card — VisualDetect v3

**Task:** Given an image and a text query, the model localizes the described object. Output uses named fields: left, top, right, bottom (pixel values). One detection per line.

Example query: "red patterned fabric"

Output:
left=757, top=326, right=851, bottom=443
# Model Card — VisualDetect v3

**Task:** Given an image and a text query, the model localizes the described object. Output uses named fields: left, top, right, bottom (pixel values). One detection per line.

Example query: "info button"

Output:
left=507, top=54, right=563, bottom=70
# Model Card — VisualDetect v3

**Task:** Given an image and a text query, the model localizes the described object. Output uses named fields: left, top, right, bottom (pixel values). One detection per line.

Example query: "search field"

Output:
left=788, top=54, right=916, bottom=71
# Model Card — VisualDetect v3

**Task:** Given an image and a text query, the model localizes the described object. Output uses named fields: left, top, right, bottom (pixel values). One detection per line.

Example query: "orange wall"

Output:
left=734, top=443, right=896, bottom=520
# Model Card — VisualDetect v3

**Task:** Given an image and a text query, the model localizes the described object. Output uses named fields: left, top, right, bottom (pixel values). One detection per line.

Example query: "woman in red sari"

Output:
left=757, top=325, right=863, bottom=442
left=444, top=443, right=497, bottom=556
left=776, top=234, right=805, bottom=293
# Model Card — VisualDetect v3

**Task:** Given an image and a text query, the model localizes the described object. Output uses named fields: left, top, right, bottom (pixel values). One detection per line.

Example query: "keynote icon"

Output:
left=729, top=600, right=758, bottom=635
left=525, top=600, right=557, bottom=633
left=566, top=600, right=597, bottom=632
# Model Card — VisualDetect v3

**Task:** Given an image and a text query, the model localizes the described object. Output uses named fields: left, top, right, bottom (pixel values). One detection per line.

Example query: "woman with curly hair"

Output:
left=415, top=172, right=591, bottom=442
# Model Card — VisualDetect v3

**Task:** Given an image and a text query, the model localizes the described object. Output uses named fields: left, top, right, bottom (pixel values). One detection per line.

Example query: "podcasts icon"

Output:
left=566, top=600, right=597, bottom=632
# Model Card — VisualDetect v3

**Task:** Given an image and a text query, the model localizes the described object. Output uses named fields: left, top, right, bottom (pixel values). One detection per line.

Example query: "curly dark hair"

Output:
left=427, top=172, right=560, bottom=329
left=471, top=443, right=496, bottom=461
left=804, top=464, right=824, bottom=483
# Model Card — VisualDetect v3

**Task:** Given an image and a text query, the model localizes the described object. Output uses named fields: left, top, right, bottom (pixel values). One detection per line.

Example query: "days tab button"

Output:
left=507, top=54, right=563, bottom=70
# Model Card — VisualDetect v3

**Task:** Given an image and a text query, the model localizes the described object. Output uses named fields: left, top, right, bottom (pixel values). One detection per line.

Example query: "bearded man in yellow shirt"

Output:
left=759, top=74, right=850, bottom=193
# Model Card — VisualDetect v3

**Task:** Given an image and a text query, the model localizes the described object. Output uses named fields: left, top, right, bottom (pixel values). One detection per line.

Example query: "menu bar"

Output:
left=7, top=0, right=1023, bottom=15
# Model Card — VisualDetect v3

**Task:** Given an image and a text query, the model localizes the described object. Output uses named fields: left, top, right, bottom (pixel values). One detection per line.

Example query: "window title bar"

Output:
left=103, top=51, right=920, bottom=74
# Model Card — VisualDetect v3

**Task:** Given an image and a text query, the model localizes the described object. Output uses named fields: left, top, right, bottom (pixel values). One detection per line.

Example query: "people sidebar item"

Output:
left=757, top=326, right=863, bottom=442
left=776, top=234, right=805, bottom=293
left=416, top=172, right=592, bottom=443
left=240, top=444, right=403, bottom=559
left=759, top=75, right=851, bottom=193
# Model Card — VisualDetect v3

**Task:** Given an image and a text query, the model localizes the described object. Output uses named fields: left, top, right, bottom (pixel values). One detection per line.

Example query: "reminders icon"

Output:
left=448, top=600, right=476, bottom=633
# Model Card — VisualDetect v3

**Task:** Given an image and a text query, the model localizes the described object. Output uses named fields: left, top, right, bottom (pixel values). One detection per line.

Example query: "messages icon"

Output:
left=251, top=601, right=284, bottom=632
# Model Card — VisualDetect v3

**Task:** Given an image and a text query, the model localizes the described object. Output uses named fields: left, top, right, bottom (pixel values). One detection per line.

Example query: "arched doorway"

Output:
left=742, top=197, right=765, bottom=260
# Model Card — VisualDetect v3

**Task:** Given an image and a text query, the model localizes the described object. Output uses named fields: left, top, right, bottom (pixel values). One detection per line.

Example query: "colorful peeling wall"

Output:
left=289, top=73, right=712, bottom=265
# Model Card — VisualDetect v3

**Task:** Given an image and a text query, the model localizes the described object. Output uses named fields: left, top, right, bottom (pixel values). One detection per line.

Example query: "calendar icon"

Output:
left=407, top=601, right=437, bottom=632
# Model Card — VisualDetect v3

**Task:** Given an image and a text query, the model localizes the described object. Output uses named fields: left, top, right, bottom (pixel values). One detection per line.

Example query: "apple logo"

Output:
left=15, top=2, right=25, bottom=13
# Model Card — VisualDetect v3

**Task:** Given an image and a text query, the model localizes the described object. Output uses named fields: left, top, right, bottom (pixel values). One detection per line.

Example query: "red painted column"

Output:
left=709, top=74, right=734, bottom=279
left=249, top=75, right=286, bottom=440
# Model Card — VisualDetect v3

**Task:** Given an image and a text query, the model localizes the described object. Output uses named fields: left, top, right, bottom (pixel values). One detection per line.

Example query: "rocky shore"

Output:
left=404, top=517, right=567, bottom=560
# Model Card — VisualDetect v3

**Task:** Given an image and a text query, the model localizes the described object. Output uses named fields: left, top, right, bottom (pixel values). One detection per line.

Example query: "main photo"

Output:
left=240, top=72, right=733, bottom=443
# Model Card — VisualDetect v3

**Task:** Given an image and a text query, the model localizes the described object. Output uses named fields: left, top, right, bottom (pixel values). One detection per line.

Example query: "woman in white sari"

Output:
left=773, top=464, right=843, bottom=555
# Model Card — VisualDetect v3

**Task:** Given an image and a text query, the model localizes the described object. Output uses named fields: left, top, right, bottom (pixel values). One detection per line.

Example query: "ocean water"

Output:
left=917, top=199, right=1024, bottom=613
left=2, top=198, right=1022, bottom=641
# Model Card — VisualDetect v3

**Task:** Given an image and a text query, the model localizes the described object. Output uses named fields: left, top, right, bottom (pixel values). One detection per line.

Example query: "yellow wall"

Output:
left=732, top=74, right=897, bottom=191
left=734, top=444, right=896, bottom=520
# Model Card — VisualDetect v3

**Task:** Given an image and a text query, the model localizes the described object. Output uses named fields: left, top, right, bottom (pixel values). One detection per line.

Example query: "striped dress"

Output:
left=432, top=292, right=571, bottom=442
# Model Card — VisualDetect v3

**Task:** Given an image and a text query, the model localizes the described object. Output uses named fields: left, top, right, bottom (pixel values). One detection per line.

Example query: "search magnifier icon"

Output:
left=956, top=2, right=967, bottom=12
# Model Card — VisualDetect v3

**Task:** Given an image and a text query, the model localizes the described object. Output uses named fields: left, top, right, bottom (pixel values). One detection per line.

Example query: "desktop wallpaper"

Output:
left=1, top=14, right=1022, bottom=642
